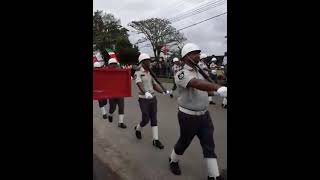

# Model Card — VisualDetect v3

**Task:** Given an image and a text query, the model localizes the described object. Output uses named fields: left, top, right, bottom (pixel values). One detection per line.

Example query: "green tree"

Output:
left=93, top=10, right=139, bottom=64
left=128, top=18, right=186, bottom=61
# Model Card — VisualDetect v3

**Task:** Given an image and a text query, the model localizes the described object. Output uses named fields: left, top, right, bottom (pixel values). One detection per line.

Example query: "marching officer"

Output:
left=168, top=43, right=227, bottom=180
left=93, top=50, right=109, bottom=119
left=170, top=57, right=182, bottom=98
left=199, top=53, right=216, bottom=105
left=133, top=53, right=169, bottom=149
left=107, top=58, right=127, bottom=128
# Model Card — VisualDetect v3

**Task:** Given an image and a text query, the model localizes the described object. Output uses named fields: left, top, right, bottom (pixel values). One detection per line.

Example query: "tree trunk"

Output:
left=153, top=48, right=157, bottom=61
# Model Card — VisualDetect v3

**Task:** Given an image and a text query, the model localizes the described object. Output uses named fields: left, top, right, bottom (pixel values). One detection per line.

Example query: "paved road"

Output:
left=93, top=81, right=227, bottom=180
left=93, top=154, right=122, bottom=180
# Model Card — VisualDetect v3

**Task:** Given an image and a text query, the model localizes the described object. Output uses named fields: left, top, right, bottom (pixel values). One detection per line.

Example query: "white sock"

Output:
left=208, top=96, right=213, bottom=102
left=136, top=124, right=141, bottom=131
left=152, top=126, right=159, bottom=140
left=100, top=107, right=107, bottom=115
left=119, top=114, right=124, bottom=123
left=170, top=149, right=180, bottom=163
left=206, top=158, right=220, bottom=178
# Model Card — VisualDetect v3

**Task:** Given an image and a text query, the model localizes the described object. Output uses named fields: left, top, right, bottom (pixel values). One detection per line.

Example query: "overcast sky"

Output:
left=93, top=0, right=227, bottom=57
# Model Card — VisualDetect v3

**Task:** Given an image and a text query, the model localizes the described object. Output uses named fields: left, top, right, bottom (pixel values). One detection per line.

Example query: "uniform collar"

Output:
left=184, top=64, right=195, bottom=71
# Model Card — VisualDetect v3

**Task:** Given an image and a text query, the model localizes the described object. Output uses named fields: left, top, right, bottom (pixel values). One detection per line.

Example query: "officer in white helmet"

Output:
left=198, top=53, right=210, bottom=72
left=169, top=57, right=182, bottom=98
left=105, top=58, right=127, bottom=129
left=93, top=50, right=105, bottom=68
left=133, top=53, right=166, bottom=149
left=93, top=50, right=109, bottom=119
left=221, top=54, right=227, bottom=109
left=209, top=57, right=218, bottom=83
left=210, top=57, right=217, bottom=70
left=199, top=53, right=217, bottom=105
left=168, top=43, right=226, bottom=180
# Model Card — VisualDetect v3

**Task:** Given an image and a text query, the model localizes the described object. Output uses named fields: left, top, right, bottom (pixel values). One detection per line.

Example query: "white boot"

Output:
left=119, top=114, right=124, bottom=123
left=170, top=149, right=180, bottom=163
left=135, top=124, right=142, bottom=131
left=100, top=107, right=107, bottom=115
left=118, top=114, right=127, bottom=128
left=152, top=126, right=159, bottom=140
left=206, top=158, right=220, bottom=178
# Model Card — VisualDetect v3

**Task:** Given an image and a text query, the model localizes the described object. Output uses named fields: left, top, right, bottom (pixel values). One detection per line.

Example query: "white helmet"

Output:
left=138, top=53, right=151, bottom=63
left=200, top=53, right=207, bottom=59
left=173, top=57, right=179, bottom=62
left=108, top=58, right=118, bottom=65
left=181, top=43, right=201, bottom=59
left=211, top=57, right=217, bottom=62
left=94, top=61, right=104, bottom=68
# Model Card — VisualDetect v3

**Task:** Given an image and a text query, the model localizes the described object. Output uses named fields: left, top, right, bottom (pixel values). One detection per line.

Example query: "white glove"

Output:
left=163, top=90, right=171, bottom=95
left=217, top=86, right=227, bottom=97
left=222, top=97, right=227, bottom=105
left=145, top=92, right=153, bottom=99
left=211, top=70, right=217, bottom=75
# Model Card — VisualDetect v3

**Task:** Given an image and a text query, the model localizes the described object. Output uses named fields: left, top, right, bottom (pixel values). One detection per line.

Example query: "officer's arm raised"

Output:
left=187, top=78, right=221, bottom=92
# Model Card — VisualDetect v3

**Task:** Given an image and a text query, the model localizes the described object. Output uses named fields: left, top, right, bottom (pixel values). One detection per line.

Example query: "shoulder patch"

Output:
left=178, top=71, right=185, bottom=80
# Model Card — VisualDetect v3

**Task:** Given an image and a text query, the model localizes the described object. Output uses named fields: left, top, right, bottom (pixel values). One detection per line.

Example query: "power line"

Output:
left=169, top=0, right=222, bottom=21
left=171, top=0, right=226, bottom=23
left=149, top=0, right=187, bottom=18
left=169, top=0, right=221, bottom=19
left=177, top=12, right=227, bottom=31
left=169, top=0, right=225, bottom=22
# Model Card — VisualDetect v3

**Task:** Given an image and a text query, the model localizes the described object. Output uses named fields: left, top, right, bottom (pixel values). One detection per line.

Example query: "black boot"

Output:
left=208, top=176, right=224, bottom=180
left=216, top=176, right=224, bottom=180
left=210, top=101, right=216, bottom=105
left=108, top=116, right=113, bottom=122
left=102, top=114, right=108, bottom=119
left=134, top=126, right=142, bottom=139
left=152, top=140, right=164, bottom=149
left=169, top=158, right=181, bottom=175
left=118, top=123, right=127, bottom=129
left=170, top=94, right=173, bottom=98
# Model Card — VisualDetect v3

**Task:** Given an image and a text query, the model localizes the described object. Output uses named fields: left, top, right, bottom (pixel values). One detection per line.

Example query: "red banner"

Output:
left=93, top=68, right=132, bottom=100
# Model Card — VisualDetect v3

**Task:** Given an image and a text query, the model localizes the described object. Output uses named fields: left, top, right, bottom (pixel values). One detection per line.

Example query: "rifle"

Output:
left=187, top=56, right=214, bottom=83
left=142, top=64, right=168, bottom=92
